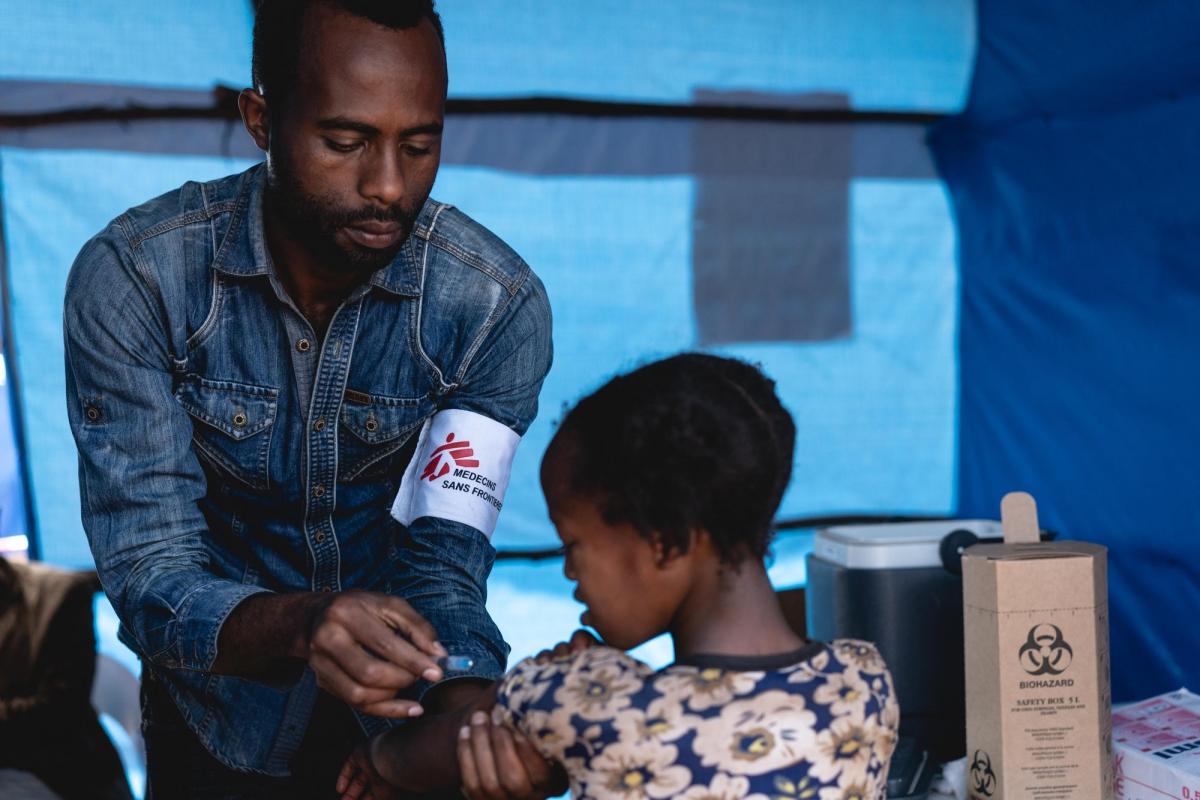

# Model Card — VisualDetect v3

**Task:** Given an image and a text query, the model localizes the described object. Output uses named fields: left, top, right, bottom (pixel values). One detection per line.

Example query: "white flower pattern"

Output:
left=811, top=670, right=870, bottom=718
left=676, top=771, right=768, bottom=800
left=589, top=740, right=692, bottom=798
left=654, top=666, right=760, bottom=712
left=495, top=640, right=898, bottom=799
left=612, top=693, right=696, bottom=745
left=691, top=691, right=818, bottom=776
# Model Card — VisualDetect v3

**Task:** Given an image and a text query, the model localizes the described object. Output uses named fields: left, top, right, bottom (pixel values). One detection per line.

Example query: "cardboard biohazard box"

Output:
left=1113, top=688, right=1200, bottom=800
left=962, top=492, right=1113, bottom=800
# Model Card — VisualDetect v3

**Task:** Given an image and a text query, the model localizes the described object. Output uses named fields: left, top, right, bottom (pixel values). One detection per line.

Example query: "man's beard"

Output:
left=266, top=163, right=423, bottom=277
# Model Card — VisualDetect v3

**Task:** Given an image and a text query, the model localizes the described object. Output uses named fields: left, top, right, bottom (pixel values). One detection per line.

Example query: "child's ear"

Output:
left=651, top=529, right=702, bottom=568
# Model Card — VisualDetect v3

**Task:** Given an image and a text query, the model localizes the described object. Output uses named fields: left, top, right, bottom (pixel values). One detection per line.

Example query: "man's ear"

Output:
left=238, top=89, right=271, bottom=153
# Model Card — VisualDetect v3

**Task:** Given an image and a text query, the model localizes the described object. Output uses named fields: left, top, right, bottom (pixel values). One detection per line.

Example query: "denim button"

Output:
left=313, top=417, right=325, bottom=432
left=314, top=531, right=326, bottom=543
left=296, top=338, right=311, bottom=352
left=232, top=411, right=248, bottom=427
left=85, top=405, right=102, bottom=422
left=312, top=484, right=325, bottom=498
left=365, top=416, right=378, bottom=433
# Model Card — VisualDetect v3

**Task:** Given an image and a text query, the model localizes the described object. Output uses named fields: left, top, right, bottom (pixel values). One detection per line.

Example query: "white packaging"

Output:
left=1114, top=688, right=1200, bottom=800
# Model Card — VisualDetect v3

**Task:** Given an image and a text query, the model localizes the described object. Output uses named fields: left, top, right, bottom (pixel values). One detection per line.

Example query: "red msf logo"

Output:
left=420, top=433, right=480, bottom=481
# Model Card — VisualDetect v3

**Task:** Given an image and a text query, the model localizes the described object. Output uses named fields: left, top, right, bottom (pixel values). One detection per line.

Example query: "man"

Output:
left=64, top=2, right=554, bottom=795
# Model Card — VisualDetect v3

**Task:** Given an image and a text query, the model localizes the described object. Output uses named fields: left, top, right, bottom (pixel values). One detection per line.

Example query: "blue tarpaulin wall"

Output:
left=0, top=0, right=969, bottom=672
left=0, top=0, right=1190, bottom=707
left=932, top=0, right=1200, bottom=699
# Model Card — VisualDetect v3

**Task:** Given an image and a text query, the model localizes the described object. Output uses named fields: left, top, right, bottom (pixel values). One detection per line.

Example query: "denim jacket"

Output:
left=63, top=164, right=552, bottom=774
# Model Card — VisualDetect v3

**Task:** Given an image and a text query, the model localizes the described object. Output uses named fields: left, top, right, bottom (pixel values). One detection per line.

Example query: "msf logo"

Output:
left=969, top=750, right=996, bottom=798
left=1018, top=623, right=1074, bottom=676
left=420, top=433, right=480, bottom=481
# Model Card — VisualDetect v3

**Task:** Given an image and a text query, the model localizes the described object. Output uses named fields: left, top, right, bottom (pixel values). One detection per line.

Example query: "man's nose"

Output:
left=360, top=146, right=405, bottom=206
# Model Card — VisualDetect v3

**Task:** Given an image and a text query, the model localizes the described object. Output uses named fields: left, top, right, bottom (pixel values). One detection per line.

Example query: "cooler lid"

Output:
left=813, top=519, right=1002, bottom=569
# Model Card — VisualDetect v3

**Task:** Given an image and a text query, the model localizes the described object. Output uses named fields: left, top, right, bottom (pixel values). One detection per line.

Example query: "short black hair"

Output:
left=554, top=353, right=796, bottom=564
left=251, top=0, right=445, bottom=104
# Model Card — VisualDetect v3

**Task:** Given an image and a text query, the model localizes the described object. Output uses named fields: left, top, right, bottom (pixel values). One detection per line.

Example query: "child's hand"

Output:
left=336, top=740, right=398, bottom=800
left=458, top=711, right=566, bottom=799
left=534, top=628, right=600, bottom=663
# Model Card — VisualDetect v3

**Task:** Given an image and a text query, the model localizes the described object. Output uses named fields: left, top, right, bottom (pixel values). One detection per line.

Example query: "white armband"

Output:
left=390, top=409, right=521, bottom=539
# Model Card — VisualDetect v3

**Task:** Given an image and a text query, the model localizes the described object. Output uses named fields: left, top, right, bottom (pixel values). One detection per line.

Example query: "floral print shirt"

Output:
left=494, top=639, right=899, bottom=800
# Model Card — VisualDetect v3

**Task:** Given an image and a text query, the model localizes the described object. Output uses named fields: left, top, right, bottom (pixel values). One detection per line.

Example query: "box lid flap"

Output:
left=966, top=540, right=1106, bottom=561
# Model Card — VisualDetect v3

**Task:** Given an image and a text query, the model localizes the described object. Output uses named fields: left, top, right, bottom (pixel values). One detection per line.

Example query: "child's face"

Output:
left=540, top=438, right=687, bottom=650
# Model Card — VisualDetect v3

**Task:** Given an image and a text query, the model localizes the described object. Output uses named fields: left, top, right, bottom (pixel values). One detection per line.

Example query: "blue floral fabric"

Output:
left=495, top=639, right=899, bottom=799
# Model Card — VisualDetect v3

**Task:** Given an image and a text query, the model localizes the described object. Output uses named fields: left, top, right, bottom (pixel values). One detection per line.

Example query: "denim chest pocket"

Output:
left=175, top=377, right=279, bottom=490
left=338, top=390, right=429, bottom=482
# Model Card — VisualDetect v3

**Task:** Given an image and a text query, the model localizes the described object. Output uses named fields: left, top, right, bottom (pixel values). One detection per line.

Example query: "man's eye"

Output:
left=324, top=139, right=361, bottom=153
left=402, top=144, right=433, bottom=157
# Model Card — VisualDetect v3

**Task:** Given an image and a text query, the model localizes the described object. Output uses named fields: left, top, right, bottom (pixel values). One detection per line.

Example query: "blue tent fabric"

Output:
left=439, top=0, right=974, bottom=109
left=0, top=149, right=254, bottom=567
left=0, top=0, right=977, bottom=679
left=0, top=1, right=974, bottom=110
left=0, top=151, right=960, bottom=563
left=431, top=167, right=960, bottom=547
left=0, top=0, right=251, bottom=89
left=8, top=0, right=1194, bottom=771
left=932, top=0, right=1200, bottom=700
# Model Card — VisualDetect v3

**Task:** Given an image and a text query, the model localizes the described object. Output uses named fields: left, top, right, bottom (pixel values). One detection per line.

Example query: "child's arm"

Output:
left=336, top=682, right=499, bottom=797
left=457, top=709, right=569, bottom=800
left=337, top=630, right=599, bottom=799
left=338, top=632, right=602, bottom=798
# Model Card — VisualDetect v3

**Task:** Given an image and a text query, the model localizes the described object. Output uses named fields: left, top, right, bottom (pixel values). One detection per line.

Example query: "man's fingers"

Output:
left=327, top=631, right=426, bottom=690
left=336, top=752, right=368, bottom=800
left=569, top=628, right=600, bottom=652
left=340, top=771, right=368, bottom=800
left=336, top=760, right=352, bottom=794
left=310, top=652, right=397, bottom=710
left=468, top=710, right=504, bottom=799
left=512, top=726, right=568, bottom=796
left=376, top=594, right=444, bottom=659
left=510, top=729, right=554, bottom=787
left=359, top=697, right=425, bottom=719
left=488, top=724, right=536, bottom=797
left=536, top=631, right=598, bottom=665
left=458, top=722, right=483, bottom=800
left=322, top=602, right=442, bottom=684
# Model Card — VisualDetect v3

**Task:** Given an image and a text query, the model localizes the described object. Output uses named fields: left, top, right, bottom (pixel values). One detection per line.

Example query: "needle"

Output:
left=437, top=654, right=475, bottom=672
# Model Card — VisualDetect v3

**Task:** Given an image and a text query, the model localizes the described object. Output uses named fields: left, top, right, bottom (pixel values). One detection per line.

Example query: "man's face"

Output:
left=265, top=3, right=447, bottom=277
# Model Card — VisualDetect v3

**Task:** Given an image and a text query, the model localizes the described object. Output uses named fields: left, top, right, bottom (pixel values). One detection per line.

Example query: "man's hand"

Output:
left=336, top=739, right=400, bottom=800
left=458, top=711, right=566, bottom=800
left=455, top=630, right=596, bottom=799
left=303, top=590, right=447, bottom=718
left=215, top=590, right=446, bottom=717
left=532, top=629, right=600, bottom=664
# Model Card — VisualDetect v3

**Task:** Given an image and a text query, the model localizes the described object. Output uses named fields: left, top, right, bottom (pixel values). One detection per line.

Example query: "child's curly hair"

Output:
left=555, top=353, right=795, bottom=563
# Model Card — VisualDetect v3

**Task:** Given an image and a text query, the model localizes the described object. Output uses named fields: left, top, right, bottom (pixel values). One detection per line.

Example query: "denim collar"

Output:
left=211, top=163, right=423, bottom=298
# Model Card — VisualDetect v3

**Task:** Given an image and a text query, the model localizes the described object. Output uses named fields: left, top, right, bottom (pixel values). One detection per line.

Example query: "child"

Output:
left=339, top=353, right=898, bottom=799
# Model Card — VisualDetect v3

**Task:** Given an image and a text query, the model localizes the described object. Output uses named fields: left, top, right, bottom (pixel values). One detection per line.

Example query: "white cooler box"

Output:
left=806, top=519, right=1005, bottom=761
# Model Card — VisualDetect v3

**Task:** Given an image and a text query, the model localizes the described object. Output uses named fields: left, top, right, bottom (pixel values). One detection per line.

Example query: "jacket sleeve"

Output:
left=63, top=223, right=269, bottom=672
left=393, top=268, right=553, bottom=687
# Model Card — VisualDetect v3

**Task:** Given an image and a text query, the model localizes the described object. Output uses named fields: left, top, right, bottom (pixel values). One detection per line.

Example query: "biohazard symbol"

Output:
left=1017, top=623, right=1074, bottom=676
left=420, top=433, right=480, bottom=481
left=969, top=749, right=996, bottom=797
